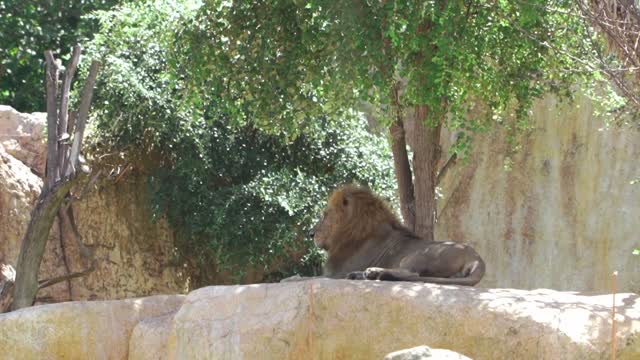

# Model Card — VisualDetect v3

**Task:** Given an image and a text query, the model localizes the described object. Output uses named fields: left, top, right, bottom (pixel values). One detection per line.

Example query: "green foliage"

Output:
left=150, top=116, right=395, bottom=284
left=84, top=0, right=396, bottom=284
left=0, top=0, right=123, bottom=112
left=177, top=1, right=602, bottom=153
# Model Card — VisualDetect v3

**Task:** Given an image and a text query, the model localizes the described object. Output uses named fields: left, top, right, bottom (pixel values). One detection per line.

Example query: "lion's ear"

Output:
left=342, top=197, right=349, bottom=207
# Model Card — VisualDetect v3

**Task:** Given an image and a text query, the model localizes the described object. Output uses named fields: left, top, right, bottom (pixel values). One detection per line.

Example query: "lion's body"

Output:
left=312, top=185, right=485, bottom=286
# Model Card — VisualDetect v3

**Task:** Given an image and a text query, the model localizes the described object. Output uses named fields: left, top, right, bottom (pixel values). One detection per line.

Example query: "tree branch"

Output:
left=44, top=50, right=60, bottom=189
left=67, top=60, right=100, bottom=177
left=59, top=46, right=82, bottom=177
left=389, top=84, right=416, bottom=230
left=37, top=260, right=96, bottom=290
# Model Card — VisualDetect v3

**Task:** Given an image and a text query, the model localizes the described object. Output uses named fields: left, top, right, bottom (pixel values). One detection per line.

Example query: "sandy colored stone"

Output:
left=433, top=93, right=640, bottom=293
left=0, top=295, right=184, bottom=360
left=0, top=105, right=46, bottom=173
left=0, top=144, right=43, bottom=265
left=129, top=312, right=176, bottom=360
left=0, top=144, right=69, bottom=301
left=385, top=345, right=473, bottom=360
left=66, top=174, right=189, bottom=300
left=167, top=280, right=640, bottom=360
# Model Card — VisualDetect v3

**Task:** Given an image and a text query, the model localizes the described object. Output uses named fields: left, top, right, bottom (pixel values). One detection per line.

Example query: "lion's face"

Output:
left=311, top=207, right=342, bottom=251
left=310, top=185, right=399, bottom=257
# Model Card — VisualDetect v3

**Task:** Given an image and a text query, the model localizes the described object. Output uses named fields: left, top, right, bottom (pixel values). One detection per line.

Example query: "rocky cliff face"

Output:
left=435, top=94, right=640, bottom=292
left=0, top=105, right=186, bottom=303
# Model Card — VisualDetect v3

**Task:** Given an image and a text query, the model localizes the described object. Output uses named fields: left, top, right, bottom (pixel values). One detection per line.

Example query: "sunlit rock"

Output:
left=0, top=295, right=184, bottom=360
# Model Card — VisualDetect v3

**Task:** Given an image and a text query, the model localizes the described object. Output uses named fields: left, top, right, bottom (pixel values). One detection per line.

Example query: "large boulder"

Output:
left=129, top=312, right=176, bottom=360
left=0, top=295, right=184, bottom=360
left=0, top=280, right=638, bottom=359
left=384, top=345, right=472, bottom=360
left=164, top=280, right=639, bottom=360
left=0, top=105, right=46, bottom=174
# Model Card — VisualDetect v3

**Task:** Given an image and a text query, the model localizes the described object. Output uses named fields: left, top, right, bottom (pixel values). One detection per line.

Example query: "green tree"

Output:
left=177, top=0, right=597, bottom=241
left=0, top=0, right=122, bottom=112
left=83, top=0, right=396, bottom=284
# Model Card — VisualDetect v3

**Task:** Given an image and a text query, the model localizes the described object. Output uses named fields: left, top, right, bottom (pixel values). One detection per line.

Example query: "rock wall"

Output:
left=0, top=105, right=186, bottom=303
left=434, top=94, right=640, bottom=292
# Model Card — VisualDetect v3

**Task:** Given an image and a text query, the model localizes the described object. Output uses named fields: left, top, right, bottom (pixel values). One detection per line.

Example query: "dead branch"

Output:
left=577, top=1, right=640, bottom=115
left=59, top=46, right=82, bottom=177
left=37, top=260, right=97, bottom=290
left=44, top=51, right=60, bottom=189
left=67, top=60, right=100, bottom=177
left=10, top=47, right=100, bottom=311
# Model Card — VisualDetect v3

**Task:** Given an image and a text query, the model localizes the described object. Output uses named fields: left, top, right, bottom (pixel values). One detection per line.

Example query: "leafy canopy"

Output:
left=178, top=0, right=596, bottom=145
left=84, top=0, right=396, bottom=284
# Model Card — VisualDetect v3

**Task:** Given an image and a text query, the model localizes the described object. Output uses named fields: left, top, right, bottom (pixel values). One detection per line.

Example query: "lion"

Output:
left=309, top=184, right=485, bottom=286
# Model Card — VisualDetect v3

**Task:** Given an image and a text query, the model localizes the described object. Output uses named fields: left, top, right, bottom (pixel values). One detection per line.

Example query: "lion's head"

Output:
left=311, top=185, right=401, bottom=257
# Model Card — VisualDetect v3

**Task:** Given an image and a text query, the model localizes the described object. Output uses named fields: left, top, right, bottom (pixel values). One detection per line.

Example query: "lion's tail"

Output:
left=415, top=258, right=486, bottom=286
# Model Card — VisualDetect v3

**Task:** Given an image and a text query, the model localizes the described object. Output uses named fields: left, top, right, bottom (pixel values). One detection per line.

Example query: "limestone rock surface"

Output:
left=1, top=280, right=638, bottom=360
left=0, top=295, right=184, bottom=360
left=129, top=312, right=176, bottom=360
left=432, top=94, right=640, bottom=292
left=384, top=345, right=473, bottom=360
left=0, top=105, right=46, bottom=173
left=166, top=280, right=639, bottom=360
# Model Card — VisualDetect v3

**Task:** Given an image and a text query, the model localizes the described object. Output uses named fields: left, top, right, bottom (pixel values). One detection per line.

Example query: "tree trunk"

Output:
left=411, top=105, right=442, bottom=241
left=10, top=178, right=80, bottom=310
left=387, top=82, right=416, bottom=230
left=44, top=51, right=60, bottom=190
left=8, top=48, right=99, bottom=311
left=389, top=118, right=416, bottom=231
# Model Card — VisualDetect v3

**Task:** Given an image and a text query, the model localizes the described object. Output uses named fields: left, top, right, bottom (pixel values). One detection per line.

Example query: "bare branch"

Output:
left=44, top=50, right=60, bottom=189
left=37, top=260, right=96, bottom=290
left=59, top=45, right=82, bottom=176
left=75, top=169, right=102, bottom=202
left=67, top=60, right=100, bottom=177
left=577, top=1, right=640, bottom=116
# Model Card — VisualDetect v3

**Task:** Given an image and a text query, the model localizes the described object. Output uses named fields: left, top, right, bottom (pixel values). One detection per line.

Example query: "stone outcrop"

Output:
left=0, top=105, right=186, bottom=303
left=433, top=94, right=640, bottom=293
left=384, top=345, right=473, bottom=360
left=0, top=105, right=46, bottom=174
left=0, top=295, right=184, bottom=360
left=0, top=280, right=638, bottom=360
left=129, top=312, right=176, bottom=360
left=166, top=280, right=639, bottom=360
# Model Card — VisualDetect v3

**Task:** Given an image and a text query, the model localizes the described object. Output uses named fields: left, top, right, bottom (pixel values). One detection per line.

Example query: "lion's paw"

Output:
left=363, top=267, right=386, bottom=280
left=346, top=271, right=366, bottom=280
